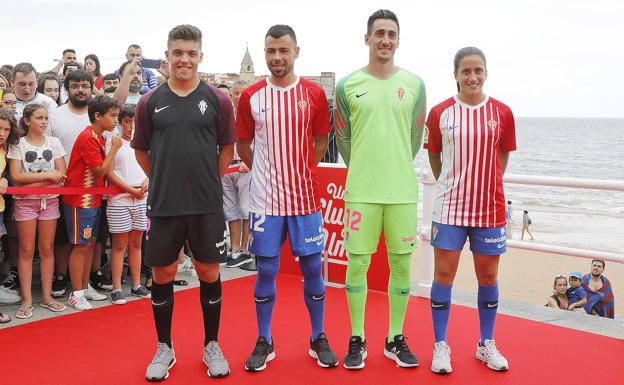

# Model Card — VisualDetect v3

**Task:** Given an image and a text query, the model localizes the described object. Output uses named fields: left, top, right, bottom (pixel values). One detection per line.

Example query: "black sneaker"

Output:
left=309, top=333, right=338, bottom=368
left=384, top=334, right=419, bottom=367
left=90, top=270, right=113, bottom=292
left=220, top=250, right=232, bottom=266
left=245, top=336, right=275, bottom=372
left=1, top=269, right=19, bottom=291
left=225, top=251, right=253, bottom=268
left=343, top=336, right=367, bottom=370
left=51, top=274, right=67, bottom=298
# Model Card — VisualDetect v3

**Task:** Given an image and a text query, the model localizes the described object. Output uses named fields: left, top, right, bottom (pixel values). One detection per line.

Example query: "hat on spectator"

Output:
left=569, top=272, right=583, bottom=279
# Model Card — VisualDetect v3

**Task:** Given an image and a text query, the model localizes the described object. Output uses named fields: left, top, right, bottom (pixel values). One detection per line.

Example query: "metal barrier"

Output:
left=416, top=167, right=624, bottom=298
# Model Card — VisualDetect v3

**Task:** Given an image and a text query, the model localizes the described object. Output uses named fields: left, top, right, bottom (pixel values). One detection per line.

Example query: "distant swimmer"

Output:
left=521, top=210, right=534, bottom=241
left=425, top=46, right=516, bottom=374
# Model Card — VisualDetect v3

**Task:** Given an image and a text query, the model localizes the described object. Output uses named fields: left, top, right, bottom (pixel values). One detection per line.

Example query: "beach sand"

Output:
left=411, top=247, right=622, bottom=319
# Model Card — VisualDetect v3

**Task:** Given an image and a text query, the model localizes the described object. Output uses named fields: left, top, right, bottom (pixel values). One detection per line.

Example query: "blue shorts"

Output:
left=248, top=212, right=324, bottom=257
left=64, top=206, right=101, bottom=245
left=430, top=222, right=507, bottom=256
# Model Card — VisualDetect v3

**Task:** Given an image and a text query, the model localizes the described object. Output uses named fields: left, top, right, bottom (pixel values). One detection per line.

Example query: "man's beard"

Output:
left=129, top=83, right=142, bottom=93
left=104, top=86, right=117, bottom=93
left=591, top=271, right=601, bottom=277
left=69, top=94, right=89, bottom=107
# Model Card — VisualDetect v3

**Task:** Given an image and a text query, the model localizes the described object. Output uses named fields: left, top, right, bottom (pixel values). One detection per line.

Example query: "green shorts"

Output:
left=343, top=202, right=417, bottom=254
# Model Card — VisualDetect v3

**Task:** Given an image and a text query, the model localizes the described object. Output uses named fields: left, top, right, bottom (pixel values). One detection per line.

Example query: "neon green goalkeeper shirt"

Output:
left=335, top=68, right=426, bottom=203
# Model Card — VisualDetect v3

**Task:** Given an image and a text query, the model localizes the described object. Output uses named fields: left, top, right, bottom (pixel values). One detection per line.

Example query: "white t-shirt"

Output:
left=7, top=135, right=66, bottom=200
left=106, top=137, right=147, bottom=205
left=15, top=92, right=58, bottom=121
left=126, top=94, right=141, bottom=105
left=48, top=103, right=90, bottom=165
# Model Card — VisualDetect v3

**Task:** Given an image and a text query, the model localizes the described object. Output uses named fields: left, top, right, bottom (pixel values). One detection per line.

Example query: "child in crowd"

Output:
left=2, top=89, right=18, bottom=116
left=0, top=110, right=20, bottom=322
left=105, top=104, right=150, bottom=304
left=566, top=272, right=587, bottom=311
left=8, top=104, right=67, bottom=318
left=64, top=95, right=122, bottom=310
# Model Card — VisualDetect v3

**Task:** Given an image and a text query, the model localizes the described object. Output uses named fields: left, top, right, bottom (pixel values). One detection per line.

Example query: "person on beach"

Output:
left=521, top=210, right=533, bottom=240
left=546, top=275, right=569, bottom=310
left=566, top=272, right=587, bottom=311
left=581, top=259, right=614, bottom=318
left=132, top=24, right=235, bottom=380
left=425, top=46, right=516, bottom=373
left=335, top=9, right=426, bottom=370
left=237, top=24, right=337, bottom=372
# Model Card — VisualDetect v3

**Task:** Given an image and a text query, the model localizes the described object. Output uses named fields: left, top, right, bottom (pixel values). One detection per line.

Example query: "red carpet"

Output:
left=1, top=274, right=622, bottom=385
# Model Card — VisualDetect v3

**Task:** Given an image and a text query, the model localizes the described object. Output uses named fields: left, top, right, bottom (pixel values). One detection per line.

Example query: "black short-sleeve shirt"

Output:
left=131, top=81, right=235, bottom=217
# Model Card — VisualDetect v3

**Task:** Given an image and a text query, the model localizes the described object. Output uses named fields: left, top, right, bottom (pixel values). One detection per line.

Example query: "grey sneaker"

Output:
left=111, top=290, right=126, bottom=305
left=146, top=342, right=176, bottom=382
left=225, top=251, right=253, bottom=268
left=203, top=341, right=230, bottom=378
left=131, top=285, right=151, bottom=299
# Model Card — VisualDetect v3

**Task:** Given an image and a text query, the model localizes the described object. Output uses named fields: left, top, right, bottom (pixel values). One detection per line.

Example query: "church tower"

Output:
left=239, top=45, right=255, bottom=84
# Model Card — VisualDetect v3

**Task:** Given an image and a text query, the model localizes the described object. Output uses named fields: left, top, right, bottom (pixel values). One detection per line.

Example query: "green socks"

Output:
left=345, top=253, right=371, bottom=337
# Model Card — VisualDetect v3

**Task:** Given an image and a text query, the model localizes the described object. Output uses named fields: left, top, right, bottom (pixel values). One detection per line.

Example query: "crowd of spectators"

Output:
left=0, top=45, right=250, bottom=323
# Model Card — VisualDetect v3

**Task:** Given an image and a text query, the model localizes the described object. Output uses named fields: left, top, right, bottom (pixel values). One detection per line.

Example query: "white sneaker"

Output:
left=177, top=256, right=195, bottom=274
left=431, top=341, right=452, bottom=374
left=68, top=291, right=93, bottom=310
left=0, top=286, right=21, bottom=304
left=85, top=284, right=107, bottom=301
left=476, top=339, right=508, bottom=371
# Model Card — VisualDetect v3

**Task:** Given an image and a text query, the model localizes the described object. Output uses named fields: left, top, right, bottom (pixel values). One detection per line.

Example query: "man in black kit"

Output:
left=132, top=24, right=235, bottom=381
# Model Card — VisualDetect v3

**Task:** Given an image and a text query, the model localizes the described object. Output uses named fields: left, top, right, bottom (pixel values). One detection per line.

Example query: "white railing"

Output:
left=416, top=167, right=624, bottom=297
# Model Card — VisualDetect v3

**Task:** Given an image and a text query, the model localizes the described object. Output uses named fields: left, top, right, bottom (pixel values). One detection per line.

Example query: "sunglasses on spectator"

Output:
left=555, top=274, right=567, bottom=279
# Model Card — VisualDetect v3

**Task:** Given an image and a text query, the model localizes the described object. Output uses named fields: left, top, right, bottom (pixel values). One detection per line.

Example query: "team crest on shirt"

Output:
left=432, top=224, right=439, bottom=240
left=298, top=99, right=307, bottom=111
left=83, top=227, right=92, bottom=240
left=488, top=119, right=497, bottom=133
left=198, top=100, right=208, bottom=115
left=396, top=87, right=405, bottom=100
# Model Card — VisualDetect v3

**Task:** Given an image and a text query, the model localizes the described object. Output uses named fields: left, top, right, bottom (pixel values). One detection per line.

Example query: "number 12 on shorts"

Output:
left=251, top=213, right=266, bottom=232
left=344, top=209, right=361, bottom=232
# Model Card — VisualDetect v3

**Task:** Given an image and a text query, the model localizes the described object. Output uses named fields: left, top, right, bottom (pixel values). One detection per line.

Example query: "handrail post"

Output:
left=417, top=165, right=436, bottom=298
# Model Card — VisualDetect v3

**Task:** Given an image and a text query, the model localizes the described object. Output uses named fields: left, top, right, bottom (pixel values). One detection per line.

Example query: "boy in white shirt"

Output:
left=105, top=104, right=150, bottom=304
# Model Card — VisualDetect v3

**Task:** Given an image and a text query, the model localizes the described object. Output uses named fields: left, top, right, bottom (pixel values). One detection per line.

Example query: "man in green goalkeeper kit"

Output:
left=335, top=9, right=426, bottom=370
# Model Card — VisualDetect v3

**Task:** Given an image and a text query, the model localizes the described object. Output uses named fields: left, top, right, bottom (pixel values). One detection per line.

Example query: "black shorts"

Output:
left=96, top=200, right=109, bottom=244
left=145, top=213, right=227, bottom=267
left=54, top=197, right=69, bottom=244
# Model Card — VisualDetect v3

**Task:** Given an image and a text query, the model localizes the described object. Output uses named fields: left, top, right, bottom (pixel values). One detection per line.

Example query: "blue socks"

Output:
left=477, top=283, right=499, bottom=344
left=299, top=253, right=325, bottom=341
left=254, top=253, right=326, bottom=343
left=430, top=281, right=452, bottom=342
left=254, top=256, right=279, bottom=343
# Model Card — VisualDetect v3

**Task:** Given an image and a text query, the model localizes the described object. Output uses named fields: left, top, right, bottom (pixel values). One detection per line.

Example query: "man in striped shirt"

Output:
left=237, top=24, right=338, bottom=371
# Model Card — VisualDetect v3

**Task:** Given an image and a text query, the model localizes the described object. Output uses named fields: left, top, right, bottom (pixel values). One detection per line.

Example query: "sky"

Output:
left=3, top=0, right=623, bottom=118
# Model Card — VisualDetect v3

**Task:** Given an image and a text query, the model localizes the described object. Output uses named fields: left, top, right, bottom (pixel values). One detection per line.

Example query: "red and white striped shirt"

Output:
left=237, top=77, right=330, bottom=216
left=424, top=96, right=516, bottom=227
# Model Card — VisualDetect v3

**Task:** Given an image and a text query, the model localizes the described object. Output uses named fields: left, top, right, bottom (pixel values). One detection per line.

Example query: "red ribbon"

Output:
left=3, top=165, right=240, bottom=195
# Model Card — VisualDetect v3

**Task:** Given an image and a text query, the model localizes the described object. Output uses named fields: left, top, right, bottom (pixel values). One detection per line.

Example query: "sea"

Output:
left=411, top=117, right=624, bottom=254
